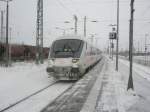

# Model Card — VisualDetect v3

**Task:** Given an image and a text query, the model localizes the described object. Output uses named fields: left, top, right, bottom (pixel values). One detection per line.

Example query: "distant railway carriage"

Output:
left=46, top=35, right=102, bottom=80
left=0, top=43, right=49, bottom=61
left=0, top=43, right=5, bottom=60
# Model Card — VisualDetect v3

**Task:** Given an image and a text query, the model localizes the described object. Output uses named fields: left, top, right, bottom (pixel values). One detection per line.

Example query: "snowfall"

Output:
left=0, top=56, right=150, bottom=112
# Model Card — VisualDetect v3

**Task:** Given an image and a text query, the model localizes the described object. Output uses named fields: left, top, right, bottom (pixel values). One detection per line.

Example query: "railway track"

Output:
left=0, top=80, right=58, bottom=112
left=41, top=58, right=105, bottom=112
left=0, top=58, right=104, bottom=112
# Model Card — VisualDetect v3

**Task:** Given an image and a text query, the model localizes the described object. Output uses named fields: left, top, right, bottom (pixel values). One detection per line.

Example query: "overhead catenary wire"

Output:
left=55, top=0, right=73, bottom=16
left=67, top=0, right=82, bottom=17
left=55, top=0, right=83, bottom=24
left=63, top=0, right=150, bottom=5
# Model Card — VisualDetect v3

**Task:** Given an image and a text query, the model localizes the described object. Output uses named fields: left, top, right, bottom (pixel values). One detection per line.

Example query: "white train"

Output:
left=46, top=35, right=102, bottom=80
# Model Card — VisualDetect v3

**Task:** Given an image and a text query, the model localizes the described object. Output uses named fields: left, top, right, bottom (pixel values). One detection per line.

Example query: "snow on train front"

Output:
left=46, top=36, right=85, bottom=80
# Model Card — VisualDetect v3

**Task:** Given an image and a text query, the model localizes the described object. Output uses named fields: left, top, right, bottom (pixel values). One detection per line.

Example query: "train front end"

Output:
left=46, top=38, right=84, bottom=80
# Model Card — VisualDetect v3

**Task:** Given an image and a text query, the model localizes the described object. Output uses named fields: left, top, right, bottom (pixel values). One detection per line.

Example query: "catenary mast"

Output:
left=36, top=0, right=43, bottom=64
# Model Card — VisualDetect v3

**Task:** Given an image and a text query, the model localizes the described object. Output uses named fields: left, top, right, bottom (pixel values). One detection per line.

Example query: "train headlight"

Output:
left=72, top=59, right=79, bottom=63
left=48, top=59, right=54, bottom=67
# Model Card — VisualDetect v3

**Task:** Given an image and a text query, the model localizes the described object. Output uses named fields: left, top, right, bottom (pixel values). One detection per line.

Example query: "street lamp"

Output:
left=89, top=33, right=97, bottom=45
left=83, top=17, right=98, bottom=37
left=0, top=0, right=13, bottom=67
left=64, top=21, right=70, bottom=23
left=0, top=10, right=5, bottom=43
left=109, top=24, right=117, bottom=31
left=91, top=20, right=98, bottom=23
left=144, top=34, right=149, bottom=65
left=116, top=0, right=120, bottom=71
left=55, top=27, right=74, bottom=35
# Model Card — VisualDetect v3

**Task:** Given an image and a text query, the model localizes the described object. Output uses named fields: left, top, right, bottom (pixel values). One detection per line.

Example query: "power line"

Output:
left=140, top=5, right=150, bottom=17
left=67, top=0, right=82, bottom=17
left=55, top=0, right=73, bottom=16
left=64, top=0, right=150, bottom=5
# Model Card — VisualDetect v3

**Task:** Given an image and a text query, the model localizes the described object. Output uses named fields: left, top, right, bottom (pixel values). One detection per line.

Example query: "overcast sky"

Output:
left=0, top=0, right=150, bottom=51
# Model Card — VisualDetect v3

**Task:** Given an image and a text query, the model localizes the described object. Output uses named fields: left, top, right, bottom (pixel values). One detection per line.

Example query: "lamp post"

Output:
left=74, top=15, right=78, bottom=35
left=1, top=10, right=5, bottom=43
left=55, top=27, right=74, bottom=35
left=89, top=34, right=97, bottom=45
left=144, top=34, right=148, bottom=65
left=8, top=27, right=11, bottom=65
left=64, top=21, right=70, bottom=24
left=116, top=0, right=120, bottom=71
left=0, top=0, right=12, bottom=67
left=83, top=16, right=98, bottom=38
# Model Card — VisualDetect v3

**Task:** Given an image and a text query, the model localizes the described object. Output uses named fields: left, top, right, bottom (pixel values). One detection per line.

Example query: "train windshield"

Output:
left=50, top=39, right=83, bottom=58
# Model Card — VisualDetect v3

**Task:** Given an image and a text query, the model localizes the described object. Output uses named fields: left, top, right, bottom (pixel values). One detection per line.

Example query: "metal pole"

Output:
left=84, top=16, right=86, bottom=37
left=36, top=0, right=40, bottom=64
left=63, top=29, right=65, bottom=35
left=9, top=27, right=11, bottom=65
left=112, top=39, right=113, bottom=60
left=36, top=0, right=43, bottom=64
left=5, top=1, right=9, bottom=67
left=145, top=35, right=147, bottom=65
left=40, top=0, right=43, bottom=64
left=1, top=11, right=4, bottom=43
left=138, top=41, right=140, bottom=54
left=109, top=39, right=111, bottom=59
left=74, top=15, right=77, bottom=35
left=127, top=0, right=134, bottom=90
left=116, top=0, right=119, bottom=71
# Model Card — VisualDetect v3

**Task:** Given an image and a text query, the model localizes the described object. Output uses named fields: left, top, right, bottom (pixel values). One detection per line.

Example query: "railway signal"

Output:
left=109, top=27, right=117, bottom=60
left=109, top=32, right=117, bottom=40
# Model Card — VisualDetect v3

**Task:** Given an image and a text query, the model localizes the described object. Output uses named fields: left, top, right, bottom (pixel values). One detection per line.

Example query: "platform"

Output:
left=41, top=57, right=136, bottom=112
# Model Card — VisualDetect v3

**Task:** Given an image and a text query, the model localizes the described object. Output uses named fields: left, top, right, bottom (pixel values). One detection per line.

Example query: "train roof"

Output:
left=53, top=35, right=100, bottom=49
left=54, top=35, right=92, bottom=44
left=55, top=35, right=84, bottom=41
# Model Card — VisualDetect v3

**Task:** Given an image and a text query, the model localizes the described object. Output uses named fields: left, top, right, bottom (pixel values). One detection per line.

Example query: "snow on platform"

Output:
left=119, top=59, right=150, bottom=112
left=0, top=61, right=53, bottom=111
left=41, top=57, right=140, bottom=112
left=119, top=59, right=150, bottom=82
left=81, top=57, right=138, bottom=112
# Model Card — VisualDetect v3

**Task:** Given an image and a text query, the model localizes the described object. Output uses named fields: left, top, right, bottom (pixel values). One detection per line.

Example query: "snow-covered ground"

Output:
left=1, top=58, right=150, bottom=112
left=85, top=56, right=150, bottom=112
left=120, top=55, right=150, bottom=66
left=0, top=61, right=72, bottom=112
left=94, top=58, right=138, bottom=112
left=133, top=55, right=150, bottom=66
left=118, top=58, right=150, bottom=112
left=120, top=59, right=150, bottom=82
left=134, top=55, right=150, bottom=61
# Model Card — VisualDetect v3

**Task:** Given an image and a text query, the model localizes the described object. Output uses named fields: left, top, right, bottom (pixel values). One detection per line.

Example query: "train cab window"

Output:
left=50, top=39, right=84, bottom=58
